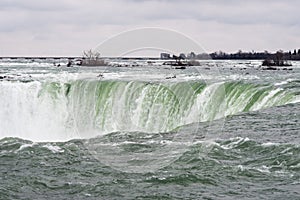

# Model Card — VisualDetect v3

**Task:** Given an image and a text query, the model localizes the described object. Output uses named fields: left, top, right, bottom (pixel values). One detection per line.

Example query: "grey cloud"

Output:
left=129, top=0, right=300, bottom=26
left=0, top=0, right=299, bottom=56
left=0, top=0, right=72, bottom=11
left=2, top=0, right=299, bottom=31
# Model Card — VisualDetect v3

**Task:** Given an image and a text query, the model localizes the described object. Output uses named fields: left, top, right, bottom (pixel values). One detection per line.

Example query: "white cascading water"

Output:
left=0, top=81, right=73, bottom=141
left=0, top=80, right=298, bottom=142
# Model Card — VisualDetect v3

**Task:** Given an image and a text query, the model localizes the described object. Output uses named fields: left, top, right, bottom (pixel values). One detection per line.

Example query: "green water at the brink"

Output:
left=0, top=60, right=300, bottom=199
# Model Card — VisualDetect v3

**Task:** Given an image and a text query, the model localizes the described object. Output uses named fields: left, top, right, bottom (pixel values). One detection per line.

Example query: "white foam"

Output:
left=261, top=142, right=280, bottom=147
left=42, top=144, right=64, bottom=153
left=17, top=143, right=35, bottom=152
left=220, top=137, right=250, bottom=149
left=274, top=78, right=296, bottom=86
left=254, top=165, right=271, bottom=173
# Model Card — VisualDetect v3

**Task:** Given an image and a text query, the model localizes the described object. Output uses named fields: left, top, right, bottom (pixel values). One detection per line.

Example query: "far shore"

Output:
left=1, top=49, right=300, bottom=61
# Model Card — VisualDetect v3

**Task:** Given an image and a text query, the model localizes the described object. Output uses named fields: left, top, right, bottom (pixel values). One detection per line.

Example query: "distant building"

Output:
left=160, top=53, right=171, bottom=59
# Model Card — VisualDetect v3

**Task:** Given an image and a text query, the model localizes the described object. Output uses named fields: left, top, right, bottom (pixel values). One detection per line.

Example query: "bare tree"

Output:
left=82, top=50, right=107, bottom=66
left=83, top=50, right=101, bottom=60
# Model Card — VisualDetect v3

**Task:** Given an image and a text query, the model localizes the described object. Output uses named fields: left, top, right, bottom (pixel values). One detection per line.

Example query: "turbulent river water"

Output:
left=0, top=59, right=299, bottom=199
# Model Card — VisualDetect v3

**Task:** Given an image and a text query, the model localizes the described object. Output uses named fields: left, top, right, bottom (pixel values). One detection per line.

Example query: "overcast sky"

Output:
left=0, top=0, right=299, bottom=56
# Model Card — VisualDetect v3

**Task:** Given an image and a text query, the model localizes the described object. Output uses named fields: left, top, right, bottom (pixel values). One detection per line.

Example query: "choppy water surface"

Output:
left=0, top=59, right=299, bottom=199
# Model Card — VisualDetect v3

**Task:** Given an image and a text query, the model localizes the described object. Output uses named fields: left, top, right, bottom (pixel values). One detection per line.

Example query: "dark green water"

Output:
left=1, top=102, right=299, bottom=199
